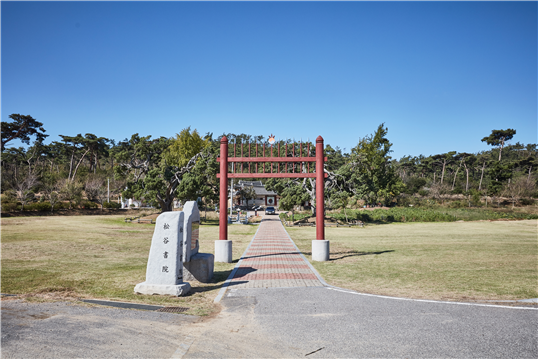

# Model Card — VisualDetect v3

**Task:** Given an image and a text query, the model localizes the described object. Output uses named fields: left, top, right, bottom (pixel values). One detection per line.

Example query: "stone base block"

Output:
left=183, top=253, right=214, bottom=283
left=312, top=240, right=330, bottom=261
left=134, top=282, right=191, bottom=296
left=215, top=240, right=233, bottom=263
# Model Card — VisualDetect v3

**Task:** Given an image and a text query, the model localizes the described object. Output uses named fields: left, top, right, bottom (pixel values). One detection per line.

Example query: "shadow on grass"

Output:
left=300, top=249, right=395, bottom=261
left=329, top=250, right=395, bottom=261
left=200, top=219, right=220, bottom=226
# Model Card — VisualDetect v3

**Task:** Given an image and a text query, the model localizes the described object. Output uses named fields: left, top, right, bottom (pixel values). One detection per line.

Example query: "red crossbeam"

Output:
left=218, top=135, right=326, bottom=243
left=217, top=157, right=328, bottom=163
left=217, top=173, right=328, bottom=178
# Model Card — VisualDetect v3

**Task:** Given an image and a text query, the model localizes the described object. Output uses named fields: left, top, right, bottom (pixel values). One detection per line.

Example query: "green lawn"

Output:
left=1, top=215, right=254, bottom=315
left=288, top=220, right=538, bottom=301
left=2, top=215, right=536, bottom=312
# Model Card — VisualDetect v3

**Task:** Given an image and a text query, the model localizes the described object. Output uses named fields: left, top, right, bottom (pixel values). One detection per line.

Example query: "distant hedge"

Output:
left=328, top=207, right=538, bottom=223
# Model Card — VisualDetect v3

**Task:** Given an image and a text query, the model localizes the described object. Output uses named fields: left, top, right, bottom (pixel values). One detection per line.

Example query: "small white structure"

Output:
left=134, top=211, right=191, bottom=296
left=121, top=197, right=142, bottom=209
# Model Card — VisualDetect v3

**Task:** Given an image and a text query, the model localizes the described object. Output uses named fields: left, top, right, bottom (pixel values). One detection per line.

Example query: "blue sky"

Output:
left=2, top=1, right=536, bottom=159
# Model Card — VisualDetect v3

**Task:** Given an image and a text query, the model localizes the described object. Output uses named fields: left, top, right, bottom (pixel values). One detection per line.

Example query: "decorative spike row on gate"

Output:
left=216, top=135, right=328, bottom=247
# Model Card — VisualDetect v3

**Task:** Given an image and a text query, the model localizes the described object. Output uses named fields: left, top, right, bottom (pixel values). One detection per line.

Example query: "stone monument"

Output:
left=134, top=211, right=191, bottom=296
left=182, top=201, right=214, bottom=283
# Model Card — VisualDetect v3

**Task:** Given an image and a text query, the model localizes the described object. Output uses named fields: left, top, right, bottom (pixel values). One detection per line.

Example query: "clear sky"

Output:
left=2, top=1, right=536, bottom=159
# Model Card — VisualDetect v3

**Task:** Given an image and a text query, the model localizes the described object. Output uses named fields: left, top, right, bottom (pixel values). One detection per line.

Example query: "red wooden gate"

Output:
left=217, top=135, right=327, bottom=241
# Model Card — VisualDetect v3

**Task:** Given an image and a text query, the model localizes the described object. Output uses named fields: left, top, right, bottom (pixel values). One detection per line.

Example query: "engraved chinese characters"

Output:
left=134, top=211, right=191, bottom=296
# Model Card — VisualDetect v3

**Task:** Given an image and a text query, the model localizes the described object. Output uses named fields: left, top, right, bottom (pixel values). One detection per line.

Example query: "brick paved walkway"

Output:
left=229, top=216, right=324, bottom=288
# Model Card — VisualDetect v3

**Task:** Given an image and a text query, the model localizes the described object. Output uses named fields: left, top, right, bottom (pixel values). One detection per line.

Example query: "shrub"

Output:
left=404, top=177, right=427, bottom=195
left=103, top=201, right=121, bottom=209
left=396, top=195, right=411, bottom=207
left=21, top=202, right=52, bottom=211
left=31, top=202, right=52, bottom=211
left=328, top=207, right=538, bottom=224
left=81, top=201, right=98, bottom=209
left=519, top=198, right=535, bottom=206
left=418, top=189, right=428, bottom=197
left=448, top=201, right=464, bottom=208
left=1, top=202, right=19, bottom=212
left=470, top=190, right=482, bottom=207
left=56, top=202, right=67, bottom=210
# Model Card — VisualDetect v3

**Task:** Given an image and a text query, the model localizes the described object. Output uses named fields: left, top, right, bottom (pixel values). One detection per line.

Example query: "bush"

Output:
left=1, top=202, right=19, bottom=212
left=279, top=212, right=312, bottom=222
left=519, top=198, right=535, bottom=206
left=21, top=202, right=52, bottom=211
left=470, top=190, right=482, bottom=207
left=56, top=202, right=68, bottom=210
left=81, top=201, right=98, bottom=209
left=418, top=189, right=428, bottom=197
left=31, top=202, right=52, bottom=211
left=328, top=207, right=538, bottom=224
left=448, top=201, right=464, bottom=208
left=396, top=195, right=412, bottom=207
left=103, top=201, right=121, bottom=209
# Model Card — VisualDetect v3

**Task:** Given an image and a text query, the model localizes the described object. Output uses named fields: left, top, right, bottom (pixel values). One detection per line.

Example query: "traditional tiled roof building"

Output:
left=232, top=180, right=278, bottom=207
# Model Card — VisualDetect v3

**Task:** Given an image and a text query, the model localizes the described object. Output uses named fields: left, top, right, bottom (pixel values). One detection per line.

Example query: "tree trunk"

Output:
left=70, top=149, right=90, bottom=181
left=464, top=164, right=469, bottom=192
left=479, top=163, right=485, bottom=190
left=440, top=160, right=446, bottom=184
left=452, top=159, right=462, bottom=190
left=68, top=148, right=75, bottom=180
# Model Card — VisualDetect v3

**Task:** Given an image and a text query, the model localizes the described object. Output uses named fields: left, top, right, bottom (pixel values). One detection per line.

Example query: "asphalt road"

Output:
left=1, top=299, right=197, bottom=359
left=2, top=288, right=537, bottom=358
left=185, top=286, right=538, bottom=358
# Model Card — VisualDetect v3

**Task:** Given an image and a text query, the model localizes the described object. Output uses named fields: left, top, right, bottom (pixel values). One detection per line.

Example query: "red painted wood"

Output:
left=316, top=136, right=325, bottom=240
left=217, top=157, right=327, bottom=162
left=219, top=137, right=228, bottom=240
left=278, top=143, right=281, bottom=172
left=217, top=135, right=326, bottom=243
left=285, top=143, right=288, bottom=172
left=217, top=173, right=328, bottom=179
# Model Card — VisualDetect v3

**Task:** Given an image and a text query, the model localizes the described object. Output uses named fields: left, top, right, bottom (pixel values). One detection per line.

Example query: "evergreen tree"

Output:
left=339, top=124, right=405, bottom=206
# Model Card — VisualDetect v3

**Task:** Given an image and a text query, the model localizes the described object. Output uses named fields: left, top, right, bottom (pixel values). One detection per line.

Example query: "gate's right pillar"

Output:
left=313, top=135, right=329, bottom=261
left=215, top=136, right=232, bottom=263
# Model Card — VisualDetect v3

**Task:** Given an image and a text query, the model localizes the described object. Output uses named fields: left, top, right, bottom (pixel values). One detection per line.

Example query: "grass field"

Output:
left=2, top=215, right=537, bottom=315
left=1, top=215, right=254, bottom=316
left=288, top=219, right=538, bottom=301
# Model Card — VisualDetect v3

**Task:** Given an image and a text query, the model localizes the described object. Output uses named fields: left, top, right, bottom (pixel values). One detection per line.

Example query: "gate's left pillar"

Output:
left=215, top=136, right=233, bottom=263
left=312, top=135, right=329, bottom=261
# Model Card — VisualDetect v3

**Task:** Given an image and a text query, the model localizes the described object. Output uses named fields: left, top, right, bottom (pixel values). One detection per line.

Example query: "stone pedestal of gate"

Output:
left=182, top=201, right=214, bottom=283
left=134, top=211, right=191, bottom=296
left=312, top=239, right=330, bottom=261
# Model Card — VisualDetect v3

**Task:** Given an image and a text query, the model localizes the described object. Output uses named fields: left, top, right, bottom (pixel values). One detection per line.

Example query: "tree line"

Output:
left=1, top=114, right=536, bottom=213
